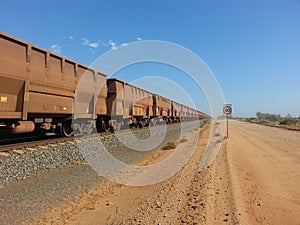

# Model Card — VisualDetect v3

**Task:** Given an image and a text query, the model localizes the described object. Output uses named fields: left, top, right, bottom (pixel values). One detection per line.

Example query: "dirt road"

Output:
left=227, top=120, right=300, bottom=225
left=28, top=120, right=300, bottom=225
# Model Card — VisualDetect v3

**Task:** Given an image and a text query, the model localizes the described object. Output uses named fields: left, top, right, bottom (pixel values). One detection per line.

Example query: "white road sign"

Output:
left=223, top=104, right=232, bottom=115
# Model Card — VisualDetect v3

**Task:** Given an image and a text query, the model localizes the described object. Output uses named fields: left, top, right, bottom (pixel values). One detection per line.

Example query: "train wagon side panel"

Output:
left=147, top=92, right=153, bottom=117
left=74, top=68, right=96, bottom=118
left=0, top=34, right=27, bottom=120
left=152, top=94, right=171, bottom=119
left=107, top=79, right=125, bottom=117
left=123, top=84, right=132, bottom=118
left=158, top=96, right=171, bottom=117
left=0, top=76, right=24, bottom=119
left=131, top=86, right=142, bottom=117
left=129, top=85, right=149, bottom=118
left=30, top=48, right=77, bottom=97
left=0, top=33, right=27, bottom=80
left=95, top=72, right=108, bottom=116
left=181, top=105, right=188, bottom=120
left=28, top=92, right=73, bottom=114
left=186, top=107, right=192, bottom=120
left=171, top=101, right=182, bottom=122
left=152, top=95, right=159, bottom=117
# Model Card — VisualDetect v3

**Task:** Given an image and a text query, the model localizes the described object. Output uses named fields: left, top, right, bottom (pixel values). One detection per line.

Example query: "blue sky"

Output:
left=1, top=0, right=299, bottom=117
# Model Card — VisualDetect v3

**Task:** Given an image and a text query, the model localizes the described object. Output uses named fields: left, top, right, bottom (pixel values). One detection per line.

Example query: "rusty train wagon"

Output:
left=186, top=107, right=197, bottom=121
left=179, top=105, right=187, bottom=121
left=197, top=111, right=208, bottom=120
left=170, top=101, right=181, bottom=123
left=106, top=78, right=154, bottom=130
left=0, top=32, right=207, bottom=137
left=0, top=32, right=108, bottom=136
left=152, top=94, right=172, bottom=125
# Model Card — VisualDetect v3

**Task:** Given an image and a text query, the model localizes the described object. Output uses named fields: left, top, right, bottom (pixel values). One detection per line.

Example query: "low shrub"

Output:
left=162, top=141, right=177, bottom=150
left=179, top=138, right=188, bottom=143
left=279, top=118, right=298, bottom=126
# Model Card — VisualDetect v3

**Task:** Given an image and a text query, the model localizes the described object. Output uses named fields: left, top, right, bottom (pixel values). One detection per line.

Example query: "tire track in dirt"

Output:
left=179, top=139, right=240, bottom=225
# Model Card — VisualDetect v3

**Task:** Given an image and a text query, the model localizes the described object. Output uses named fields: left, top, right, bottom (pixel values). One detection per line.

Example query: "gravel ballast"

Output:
left=0, top=121, right=203, bottom=187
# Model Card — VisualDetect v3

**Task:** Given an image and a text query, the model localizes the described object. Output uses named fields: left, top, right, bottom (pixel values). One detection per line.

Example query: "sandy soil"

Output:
left=30, top=120, right=300, bottom=225
left=227, top=120, right=300, bottom=225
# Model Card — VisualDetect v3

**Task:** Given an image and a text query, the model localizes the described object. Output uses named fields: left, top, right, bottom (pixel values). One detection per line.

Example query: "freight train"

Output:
left=0, top=32, right=207, bottom=137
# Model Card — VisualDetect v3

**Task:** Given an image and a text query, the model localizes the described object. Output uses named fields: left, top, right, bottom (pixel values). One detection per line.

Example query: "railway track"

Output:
left=0, top=122, right=190, bottom=153
left=0, top=137, right=74, bottom=153
left=0, top=119, right=204, bottom=189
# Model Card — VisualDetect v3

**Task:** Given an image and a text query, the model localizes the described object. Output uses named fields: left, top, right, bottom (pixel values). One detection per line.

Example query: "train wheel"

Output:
left=113, top=122, right=121, bottom=131
left=150, top=118, right=157, bottom=127
left=140, top=120, right=146, bottom=128
left=160, top=120, right=166, bottom=125
left=137, top=121, right=143, bottom=129
left=103, top=121, right=111, bottom=132
left=85, top=122, right=94, bottom=135
left=62, top=120, right=73, bottom=137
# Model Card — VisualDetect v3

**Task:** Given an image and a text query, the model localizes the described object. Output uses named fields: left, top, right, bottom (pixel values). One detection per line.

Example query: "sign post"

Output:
left=223, top=104, right=232, bottom=138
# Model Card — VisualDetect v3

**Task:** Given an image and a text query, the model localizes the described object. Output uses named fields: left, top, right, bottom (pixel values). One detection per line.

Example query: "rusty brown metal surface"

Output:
left=0, top=32, right=108, bottom=123
left=10, top=121, right=35, bottom=134
left=107, top=78, right=155, bottom=119
left=152, top=94, right=171, bottom=117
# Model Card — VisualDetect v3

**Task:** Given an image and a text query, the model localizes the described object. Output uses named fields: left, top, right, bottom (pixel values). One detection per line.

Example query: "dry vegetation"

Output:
left=161, top=141, right=178, bottom=150
left=239, top=112, right=300, bottom=130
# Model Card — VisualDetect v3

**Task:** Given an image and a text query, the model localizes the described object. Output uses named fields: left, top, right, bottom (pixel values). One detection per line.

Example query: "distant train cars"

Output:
left=0, top=32, right=207, bottom=136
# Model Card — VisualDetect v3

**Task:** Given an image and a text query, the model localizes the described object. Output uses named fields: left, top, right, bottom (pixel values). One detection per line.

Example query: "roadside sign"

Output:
left=223, top=104, right=232, bottom=139
left=223, top=104, right=232, bottom=115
